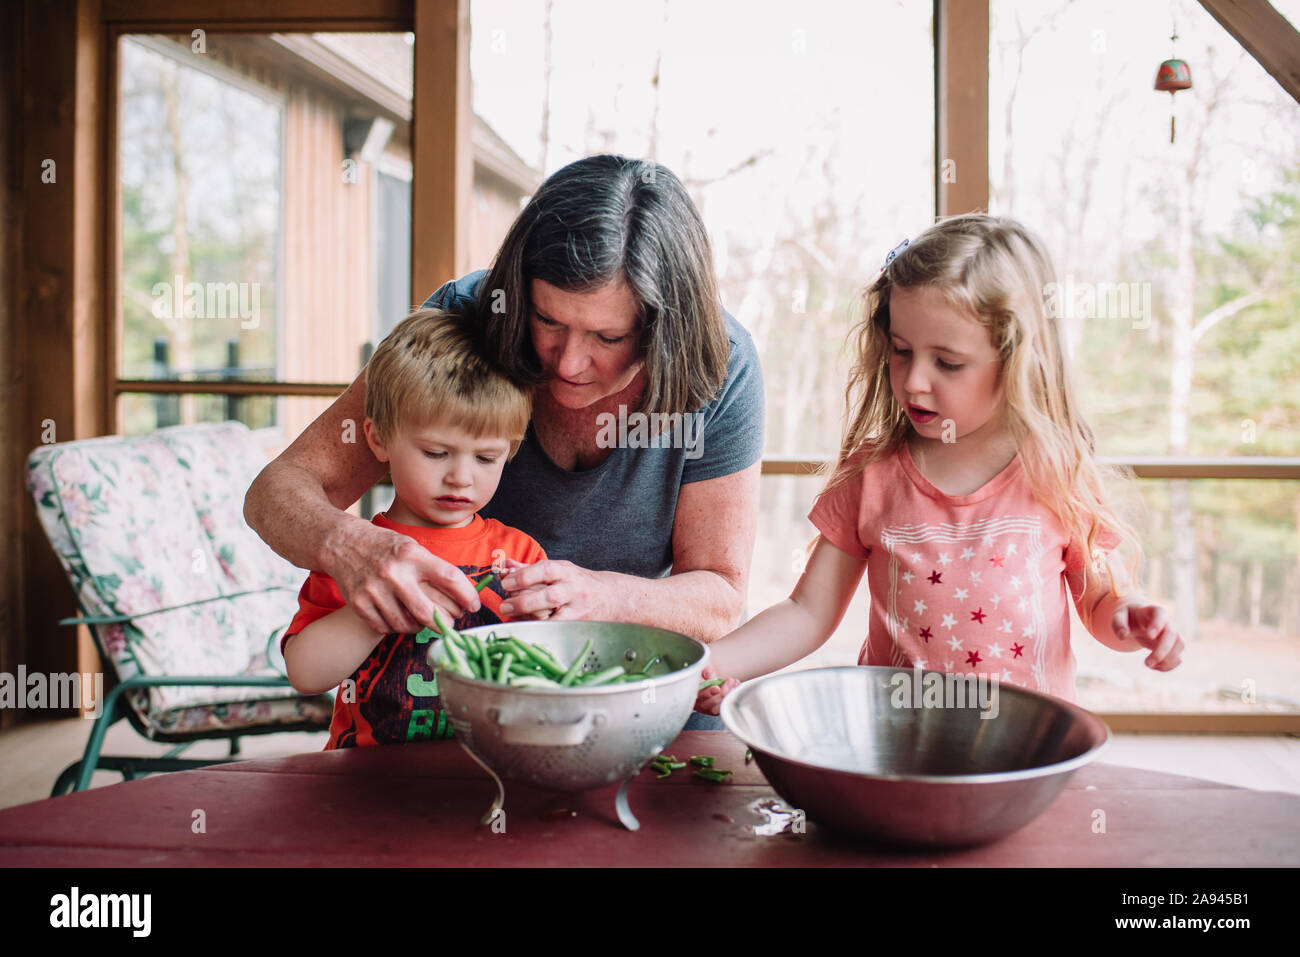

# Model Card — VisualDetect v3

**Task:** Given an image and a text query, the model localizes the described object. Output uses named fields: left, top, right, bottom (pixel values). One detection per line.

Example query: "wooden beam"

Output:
left=116, top=379, right=351, bottom=397
left=1199, top=0, right=1300, bottom=104
left=934, top=0, right=990, bottom=217
left=759, top=457, right=1300, bottom=480
left=1097, top=712, right=1300, bottom=733
left=411, top=0, right=471, bottom=299
left=101, top=0, right=411, bottom=29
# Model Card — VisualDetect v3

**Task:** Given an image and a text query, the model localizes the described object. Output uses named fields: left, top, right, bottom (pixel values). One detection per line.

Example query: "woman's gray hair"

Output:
left=477, top=154, right=729, bottom=416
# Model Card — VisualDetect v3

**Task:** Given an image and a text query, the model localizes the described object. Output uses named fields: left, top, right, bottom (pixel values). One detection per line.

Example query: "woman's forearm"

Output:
left=598, top=568, right=746, bottom=642
left=245, top=460, right=369, bottom=573
left=244, top=368, right=388, bottom=574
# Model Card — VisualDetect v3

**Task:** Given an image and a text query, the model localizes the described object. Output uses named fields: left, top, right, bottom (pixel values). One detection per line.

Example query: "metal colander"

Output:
left=429, top=620, right=708, bottom=829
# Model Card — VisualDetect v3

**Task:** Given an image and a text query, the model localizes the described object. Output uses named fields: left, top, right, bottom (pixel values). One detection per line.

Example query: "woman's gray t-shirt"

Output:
left=421, top=271, right=765, bottom=579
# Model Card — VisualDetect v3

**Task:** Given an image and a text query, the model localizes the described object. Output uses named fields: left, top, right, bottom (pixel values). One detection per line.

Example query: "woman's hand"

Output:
left=497, top=558, right=614, bottom=621
left=326, top=519, right=481, bottom=634
left=1111, top=598, right=1184, bottom=671
left=693, top=665, right=740, bottom=716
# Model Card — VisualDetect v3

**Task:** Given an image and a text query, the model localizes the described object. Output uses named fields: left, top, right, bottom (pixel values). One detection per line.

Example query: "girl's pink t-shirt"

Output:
left=808, top=444, right=1115, bottom=702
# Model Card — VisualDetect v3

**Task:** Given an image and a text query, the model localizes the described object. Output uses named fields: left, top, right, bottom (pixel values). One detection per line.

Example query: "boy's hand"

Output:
left=328, top=521, right=480, bottom=634
left=693, top=665, right=740, bottom=716
left=1111, top=599, right=1184, bottom=671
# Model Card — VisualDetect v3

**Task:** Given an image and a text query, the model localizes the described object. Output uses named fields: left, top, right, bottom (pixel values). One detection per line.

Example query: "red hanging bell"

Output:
left=1153, top=31, right=1192, bottom=143
left=1154, top=58, right=1192, bottom=92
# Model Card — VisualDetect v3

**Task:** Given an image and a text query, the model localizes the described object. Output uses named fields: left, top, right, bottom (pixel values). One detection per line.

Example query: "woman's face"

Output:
left=528, top=278, right=643, bottom=409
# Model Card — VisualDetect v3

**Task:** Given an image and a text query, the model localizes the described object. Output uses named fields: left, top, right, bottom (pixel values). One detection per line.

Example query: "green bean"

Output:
left=506, top=639, right=565, bottom=679
left=698, top=678, right=725, bottom=691
left=638, top=655, right=662, bottom=676
left=575, top=665, right=624, bottom=687
left=431, top=608, right=460, bottom=643
left=475, top=573, right=496, bottom=593
left=531, top=642, right=567, bottom=673
left=693, top=768, right=732, bottom=783
left=439, top=636, right=472, bottom=678
left=559, top=638, right=595, bottom=687
left=689, top=755, right=715, bottom=768
left=496, top=652, right=514, bottom=684
left=509, top=675, right=561, bottom=689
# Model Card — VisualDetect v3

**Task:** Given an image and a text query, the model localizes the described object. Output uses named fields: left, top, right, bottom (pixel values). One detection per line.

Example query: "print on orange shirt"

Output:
left=329, top=561, right=507, bottom=749
left=282, top=512, right=546, bottom=749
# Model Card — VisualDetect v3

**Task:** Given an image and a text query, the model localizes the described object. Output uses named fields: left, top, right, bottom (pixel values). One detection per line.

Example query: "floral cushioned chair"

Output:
left=26, top=421, right=334, bottom=794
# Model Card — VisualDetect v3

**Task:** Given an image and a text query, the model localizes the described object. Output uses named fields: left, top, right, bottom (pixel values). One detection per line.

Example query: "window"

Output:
left=115, top=31, right=415, bottom=465
left=988, top=0, right=1300, bottom=713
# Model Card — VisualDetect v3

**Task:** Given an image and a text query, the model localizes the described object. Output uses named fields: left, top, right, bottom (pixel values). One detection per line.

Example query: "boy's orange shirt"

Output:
left=283, top=511, right=546, bottom=748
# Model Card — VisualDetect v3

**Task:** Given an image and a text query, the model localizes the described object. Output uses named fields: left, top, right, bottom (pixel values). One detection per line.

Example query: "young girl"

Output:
left=696, top=214, right=1183, bottom=714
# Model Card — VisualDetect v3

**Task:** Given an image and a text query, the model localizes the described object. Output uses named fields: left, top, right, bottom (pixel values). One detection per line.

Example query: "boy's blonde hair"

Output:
left=826, top=213, right=1139, bottom=594
left=364, top=307, right=532, bottom=454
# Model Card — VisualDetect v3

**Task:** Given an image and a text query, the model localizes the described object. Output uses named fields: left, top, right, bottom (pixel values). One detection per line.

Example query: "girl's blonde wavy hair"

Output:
left=824, top=213, right=1140, bottom=596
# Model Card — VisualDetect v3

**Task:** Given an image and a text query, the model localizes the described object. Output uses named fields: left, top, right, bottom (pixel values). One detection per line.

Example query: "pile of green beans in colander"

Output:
left=427, top=609, right=659, bottom=689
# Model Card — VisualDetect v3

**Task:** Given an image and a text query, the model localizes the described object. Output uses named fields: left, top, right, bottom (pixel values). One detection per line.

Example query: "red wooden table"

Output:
left=1, top=731, right=1296, bottom=866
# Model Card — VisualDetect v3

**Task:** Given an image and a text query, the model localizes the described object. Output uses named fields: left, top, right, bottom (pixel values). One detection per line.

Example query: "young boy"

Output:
left=281, top=307, right=545, bottom=748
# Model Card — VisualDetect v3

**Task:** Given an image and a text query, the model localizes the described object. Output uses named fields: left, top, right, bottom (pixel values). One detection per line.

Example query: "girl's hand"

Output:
left=1111, top=600, right=1184, bottom=671
left=497, top=558, right=614, bottom=621
left=694, top=665, right=740, bottom=716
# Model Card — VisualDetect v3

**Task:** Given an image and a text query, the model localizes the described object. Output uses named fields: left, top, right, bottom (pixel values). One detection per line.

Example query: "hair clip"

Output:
left=884, top=238, right=910, bottom=268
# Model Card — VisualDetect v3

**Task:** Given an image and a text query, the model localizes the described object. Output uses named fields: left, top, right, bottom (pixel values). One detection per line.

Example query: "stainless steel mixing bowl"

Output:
left=721, top=666, right=1110, bottom=847
left=430, top=620, right=708, bottom=828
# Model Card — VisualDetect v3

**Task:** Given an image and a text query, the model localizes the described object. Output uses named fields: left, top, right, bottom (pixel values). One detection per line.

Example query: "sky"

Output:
left=467, top=0, right=1300, bottom=274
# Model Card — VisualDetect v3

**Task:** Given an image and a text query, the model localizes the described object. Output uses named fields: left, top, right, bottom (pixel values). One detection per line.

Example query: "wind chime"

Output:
left=1154, top=25, right=1192, bottom=143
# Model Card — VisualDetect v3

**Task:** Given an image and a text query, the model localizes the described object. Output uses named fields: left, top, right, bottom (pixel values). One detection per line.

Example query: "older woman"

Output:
left=245, top=154, right=763, bottom=658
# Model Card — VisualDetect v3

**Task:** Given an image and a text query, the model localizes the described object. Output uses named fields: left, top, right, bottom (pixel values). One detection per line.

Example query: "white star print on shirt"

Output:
left=911, top=552, right=923, bottom=564
left=960, top=547, right=975, bottom=561
left=914, top=599, right=927, bottom=614
left=970, top=570, right=983, bottom=584
left=987, top=642, right=1003, bottom=658
left=999, top=619, right=1012, bottom=633
left=989, top=594, right=1002, bottom=608
left=1018, top=596, right=1029, bottom=611
left=1009, top=575, right=1023, bottom=590
left=947, top=635, right=963, bottom=651
left=953, top=588, right=969, bottom=601
left=940, top=613, right=956, bottom=630
left=937, top=552, right=952, bottom=566
left=1006, top=542, right=1018, bottom=556
left=1021, top=624, right=1034, bottom=637
left=901, top=570, right=914, bottom=584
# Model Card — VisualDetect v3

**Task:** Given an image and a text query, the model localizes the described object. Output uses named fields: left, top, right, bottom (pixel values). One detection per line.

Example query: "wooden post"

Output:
left=412, top=0, right=471, bottom=301
left=14, top=0, right=109, bottom=719
left=934, top=0, right=990, bottom=217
